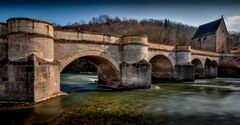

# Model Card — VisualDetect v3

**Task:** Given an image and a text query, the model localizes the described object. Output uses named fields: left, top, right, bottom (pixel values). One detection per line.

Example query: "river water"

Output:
left=1, top=74, right=240, bottom=125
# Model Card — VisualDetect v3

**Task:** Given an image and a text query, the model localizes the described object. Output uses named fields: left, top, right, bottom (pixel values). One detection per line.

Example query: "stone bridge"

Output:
left=0, top=18, right=239, bottom=102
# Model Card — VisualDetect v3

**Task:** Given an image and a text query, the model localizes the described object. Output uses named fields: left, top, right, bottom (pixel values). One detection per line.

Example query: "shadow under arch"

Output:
left=59, top=50, right=120, bottom=88
left=59, top=50, right=119, bottom=72
left=149, top=54, right=175, bottom=82
left=191, top=58, right=204, bottom=78
left=212, top=60, right=218, bottom=67
left=204, top=58, right=218, bottom=78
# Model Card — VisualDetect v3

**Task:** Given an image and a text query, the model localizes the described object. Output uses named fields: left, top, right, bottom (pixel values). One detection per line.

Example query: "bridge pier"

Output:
left=120, top=60, right=151, bottom=88
left=120, top=35, right=151, bottom=88
left=0, top=18, right=61, bottom=102
left=203, top=59, right=218, bottom=78
left=174, top=46, right=195, bottom=81
left=0, top=55, right=60, bottom=102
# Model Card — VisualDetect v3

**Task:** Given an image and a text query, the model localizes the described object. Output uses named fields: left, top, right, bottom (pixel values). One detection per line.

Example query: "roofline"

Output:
left=192, top=17, right=225, bottom=39
left=192, top=32, right=215, bottom=39
left=221, top=17, right=229, bottom=36
left=197, top=18, right=222, bottom=28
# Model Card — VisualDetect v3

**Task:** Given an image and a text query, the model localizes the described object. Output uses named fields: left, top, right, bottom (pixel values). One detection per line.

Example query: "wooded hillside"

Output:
left=56, top=15, right=240, bottom=47
left=56, top=15, right=197, bottom=45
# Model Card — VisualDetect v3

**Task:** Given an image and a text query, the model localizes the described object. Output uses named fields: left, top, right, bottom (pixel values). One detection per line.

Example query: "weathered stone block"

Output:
left=120, top=59, right=151, bottom=89
left=0, top=54, right=60, bottom=102
left=0, top=63, right=35, bottom=102
left=174, top=64, right=194, bottom=81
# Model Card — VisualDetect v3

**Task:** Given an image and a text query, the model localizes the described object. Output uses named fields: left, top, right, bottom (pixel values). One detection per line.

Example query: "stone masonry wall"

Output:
left=0, top=58, right=34, bottom=102
left=120, top=60, right=151, bottom=88
left=34, top=59, right=60, bottom=102
left=192, top=34, right=216, bottom=52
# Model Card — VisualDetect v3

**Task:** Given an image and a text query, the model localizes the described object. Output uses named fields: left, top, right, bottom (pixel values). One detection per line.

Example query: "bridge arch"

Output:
left=212, top=60, right=218, bottom=67
left=204, top=58, right=213, bottom=68
left=59, top=50, right=120, bottom=88
left=149, top=54, right=175, bottom=82
left=204, top=58, right=218, bottom=78
left=147, top=52, right=176, bottom=67
left=191, top=58, right=204, bottom=78
left=59, top=50, right=119, bottom=72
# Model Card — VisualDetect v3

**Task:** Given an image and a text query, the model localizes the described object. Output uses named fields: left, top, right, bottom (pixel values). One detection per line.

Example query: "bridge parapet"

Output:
left=121, top=35, right=148, bottom=46
left=220, top=53, right=240, bottom=62
left=221, top=53, right=240, bottom=57
left=191, top=48, right=219, bottom=57
left=54, top=30, right=120, bottom=44
left=0, top=23, right=8, bottom=36
left=0, top=23, right=8, bottom=61
left=176, top=45, right=191, bottom=52
left=148, top=43, right=175, bottom=51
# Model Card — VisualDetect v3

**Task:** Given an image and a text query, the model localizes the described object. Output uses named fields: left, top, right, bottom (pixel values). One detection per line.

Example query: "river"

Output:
left=1, top=73, right=240, bottom=125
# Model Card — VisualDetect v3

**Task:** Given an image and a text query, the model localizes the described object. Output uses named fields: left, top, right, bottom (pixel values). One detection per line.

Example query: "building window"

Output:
left=198, top=38, right=201, bottom=41
left=203, top=37, right=207, bottom=40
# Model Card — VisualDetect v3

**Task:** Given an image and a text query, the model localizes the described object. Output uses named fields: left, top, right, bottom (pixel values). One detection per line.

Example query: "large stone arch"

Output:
left=148, top=52, right=176, bottom=67
left=59, top=50, right=120, bottom=88
left=149, top=54, right=175, bottom=82
left=212, top=60, right=218, bottom=67
left=191, top=58, right=204, bottom=78
left=59, top=50, right=119, bottom=72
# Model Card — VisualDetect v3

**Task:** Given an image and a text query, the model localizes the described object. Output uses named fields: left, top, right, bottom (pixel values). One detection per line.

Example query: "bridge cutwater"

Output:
left=0, top=18, right=239, bottom=102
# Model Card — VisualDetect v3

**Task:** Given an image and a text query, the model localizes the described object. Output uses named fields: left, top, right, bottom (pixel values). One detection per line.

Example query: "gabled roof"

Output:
left=193, top=18, right=223, bottom=38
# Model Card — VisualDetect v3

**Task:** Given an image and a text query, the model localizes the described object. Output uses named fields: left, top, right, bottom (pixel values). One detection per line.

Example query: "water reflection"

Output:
left=0, top=74, right=240, bottom=125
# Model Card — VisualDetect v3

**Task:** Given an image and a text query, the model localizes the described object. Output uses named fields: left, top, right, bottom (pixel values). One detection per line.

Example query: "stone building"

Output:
left=191, top=16, right=230, bottom=53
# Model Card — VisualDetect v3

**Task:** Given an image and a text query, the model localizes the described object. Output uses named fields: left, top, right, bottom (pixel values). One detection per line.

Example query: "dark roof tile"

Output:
left=193, top=18, right=223, bottom=38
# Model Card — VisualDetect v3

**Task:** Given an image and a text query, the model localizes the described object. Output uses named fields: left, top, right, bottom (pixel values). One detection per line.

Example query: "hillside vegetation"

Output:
left=57, top=15, right=240, bottom=46
left=230, top=32, right=240, bottom=48
left=56, top=15, right=197, bottom=45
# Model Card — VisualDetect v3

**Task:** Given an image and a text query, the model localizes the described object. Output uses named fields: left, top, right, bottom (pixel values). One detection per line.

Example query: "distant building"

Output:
left=191, top=16, right=230, bottom=53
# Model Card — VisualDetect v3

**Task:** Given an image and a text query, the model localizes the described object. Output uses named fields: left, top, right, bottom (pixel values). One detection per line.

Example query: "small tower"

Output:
left=7, top=18, right=54, bottom=62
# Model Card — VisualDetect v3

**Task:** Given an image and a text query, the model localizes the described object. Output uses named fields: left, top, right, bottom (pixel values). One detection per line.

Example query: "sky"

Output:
left=0, top=0, right=240, bottom=32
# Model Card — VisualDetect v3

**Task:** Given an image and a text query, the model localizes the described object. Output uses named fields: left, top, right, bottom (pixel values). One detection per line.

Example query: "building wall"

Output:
left=191, top=34, right=216, bottom=52
left=216, top=20, right=229, bottom=53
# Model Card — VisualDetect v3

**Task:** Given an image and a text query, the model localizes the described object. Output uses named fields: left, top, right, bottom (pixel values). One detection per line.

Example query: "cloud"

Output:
left=226, top=16, right=240, bottom=32
left=226, top=16, right=240, bottom=25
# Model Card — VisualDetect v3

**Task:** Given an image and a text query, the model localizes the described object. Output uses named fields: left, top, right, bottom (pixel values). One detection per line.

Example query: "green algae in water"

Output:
left=2, top=75, right=240, bottom=125
left=36, top=97, right=153, bottom=125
